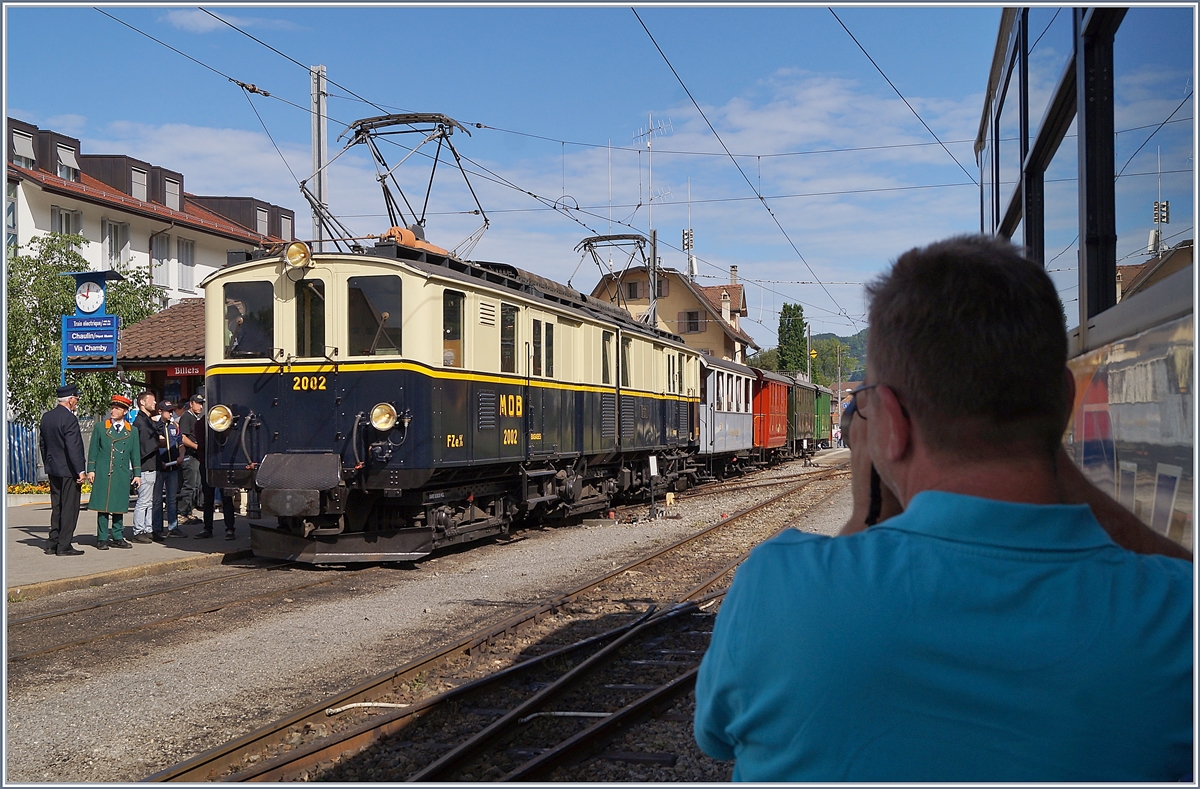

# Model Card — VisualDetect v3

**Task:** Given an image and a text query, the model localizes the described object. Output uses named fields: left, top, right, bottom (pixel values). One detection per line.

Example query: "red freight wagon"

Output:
left=753, top=370, right=790, bottom=452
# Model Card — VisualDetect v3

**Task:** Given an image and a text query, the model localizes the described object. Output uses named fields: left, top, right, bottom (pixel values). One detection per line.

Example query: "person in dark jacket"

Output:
left=192, top=415, right=236, bottom=540
left=38, top=384, right=87, bottom=555
left=130, top=391, right=172, bottom=541
left=86, top=394, right=141, bottom=549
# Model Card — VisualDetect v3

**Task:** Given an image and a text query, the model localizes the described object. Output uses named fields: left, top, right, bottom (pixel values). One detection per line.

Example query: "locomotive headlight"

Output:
left=208, top=404, right=234, bottom=432
left=284, top=240, right=312, bottom=269
left=370, top=402, right=397, bottom=431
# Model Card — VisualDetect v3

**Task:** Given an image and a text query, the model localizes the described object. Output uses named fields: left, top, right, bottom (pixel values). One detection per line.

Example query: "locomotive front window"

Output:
left=295, top=278, right=326, bottom=358
left=444, top=290, right=465, bottom=368
left=500, top=303, right=518, bottom=373
left=224, top=281, right=274, bottom=359
left=348, top=275, right=402, bottom=356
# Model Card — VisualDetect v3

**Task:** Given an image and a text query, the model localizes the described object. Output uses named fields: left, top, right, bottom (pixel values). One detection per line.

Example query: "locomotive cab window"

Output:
left=348, top=275, right=402, bottom=356
left=224, top=281, right=274, bottom=359
left=443, top=290, right=464, bottom=367
left=500, top=303, right=518, bottom=373
left=295, top=279, right=327, bottom=358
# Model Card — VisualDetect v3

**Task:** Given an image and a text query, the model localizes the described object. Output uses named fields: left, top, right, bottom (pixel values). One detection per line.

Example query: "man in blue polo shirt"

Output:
left=694, top=235, right=1193, bottom=782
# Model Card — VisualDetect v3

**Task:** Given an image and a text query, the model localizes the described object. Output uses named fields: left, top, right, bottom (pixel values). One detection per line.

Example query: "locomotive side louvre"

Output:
left=201, top=246, right=701, bottom=562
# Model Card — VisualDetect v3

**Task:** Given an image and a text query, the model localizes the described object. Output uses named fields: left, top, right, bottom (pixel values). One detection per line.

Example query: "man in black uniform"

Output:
left=39, top=384, right=87, bottom=555
left=177, top=394, right=204, bottom=523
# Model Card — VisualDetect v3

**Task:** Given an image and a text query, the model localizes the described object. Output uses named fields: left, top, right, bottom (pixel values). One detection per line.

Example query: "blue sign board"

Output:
left=60, top=272, right=124, bottom=383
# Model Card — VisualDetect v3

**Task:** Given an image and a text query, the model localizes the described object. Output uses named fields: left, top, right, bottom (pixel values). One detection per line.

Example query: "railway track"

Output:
left=147, top=464, right=847, bottom=782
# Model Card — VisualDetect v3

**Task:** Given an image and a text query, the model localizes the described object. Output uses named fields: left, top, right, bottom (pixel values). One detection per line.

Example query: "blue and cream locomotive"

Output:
left=200, top=235, right=701, bottom=562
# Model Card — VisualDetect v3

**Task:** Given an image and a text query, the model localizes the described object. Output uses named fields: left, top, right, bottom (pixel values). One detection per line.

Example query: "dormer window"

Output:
left=256, top=207, right=269, bottom=235
left=11, top=132, right=35, bottom=169
left=165, top=178, right=180, bottom=210
left=131, top=168, right=147, bottom=201
left=56, top=145, right=80, bottom=181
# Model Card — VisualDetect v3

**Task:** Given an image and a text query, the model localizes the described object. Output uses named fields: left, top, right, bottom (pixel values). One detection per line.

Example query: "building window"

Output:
left=102, top=220, right=129, bottom=270
left=280, top=215, right=292, bottom=240
left=686, top=311, right=701, bottom=333
left=295, top=278, right=326, bottom=358
left=56, top=145, right=80, bottom=181
left=151, top=233, right=170, bottom=287
left=50, top=205, right=82, bottom=235
left=500, top=303, right=518, bottom=373
left=12, top=132, right=35, bottom=168
left=443, top=290, right=465, bottom=367
left=178, top=238, right=195, bottom=290
left=224, top=281, right=274, bottom=358
left=131, top=168, right=147, bottom=201
left=626, top=281, right=641, bottom=300
left=348, top=275, right=402, bottom=356
left=6, top=181, right=17, bottom=251
left=165, top=179, right=180, bottom=211
left=656, top=278, right=668, bottom=298
left=256, top=207, right=269, bottom=236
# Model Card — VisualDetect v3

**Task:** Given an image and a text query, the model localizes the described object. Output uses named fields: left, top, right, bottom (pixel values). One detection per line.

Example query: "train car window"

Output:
left=224, top=281, right=274, bottom=359
left=295, top=279, right=326, bottom=358
left=532, top=320, right=543, bottom=377
left=500, top=303, right=518, bottom=373
left=602, top=331, right=613, bottom=384
left=545, top=323, right=554, bottom=379
left=666, top=354, right=675, bottom=394
left=746, top=379, right=752, bottom=413
left=443, top=290, right=465, bottom=368
left=620, top=337, right=632, bottom=388
left=716, top=371, right=725, bottom=411
left=677, top=353, right=684, bottom=394
left=348, top=275, right=402, bottom=356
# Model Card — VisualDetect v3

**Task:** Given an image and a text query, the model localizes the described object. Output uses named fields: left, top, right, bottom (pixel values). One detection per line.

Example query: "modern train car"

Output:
left=201, top=234, right=701, bottom=563
left=977, top=7, right=1192, bottom=550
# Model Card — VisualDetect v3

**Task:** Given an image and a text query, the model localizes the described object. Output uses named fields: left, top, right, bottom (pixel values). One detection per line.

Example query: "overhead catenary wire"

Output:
left=829, top=8, right=978, bottom=187
left=632, top=7, right=853, bottom=329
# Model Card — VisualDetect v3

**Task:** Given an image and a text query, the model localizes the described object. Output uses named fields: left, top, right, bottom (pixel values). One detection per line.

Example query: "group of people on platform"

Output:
left=38, top=387, right=236, bottom=556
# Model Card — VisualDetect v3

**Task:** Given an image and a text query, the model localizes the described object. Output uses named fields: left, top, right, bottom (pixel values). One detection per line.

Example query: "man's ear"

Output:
left=876, top=385, right=911, bottom=462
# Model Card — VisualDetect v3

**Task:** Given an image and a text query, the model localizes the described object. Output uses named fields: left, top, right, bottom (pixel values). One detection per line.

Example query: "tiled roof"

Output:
left=698, top=284, right=747, bottom=316
left=117, top=298, right=205, bottom=364
left=8, top=163, right=279, bottom=246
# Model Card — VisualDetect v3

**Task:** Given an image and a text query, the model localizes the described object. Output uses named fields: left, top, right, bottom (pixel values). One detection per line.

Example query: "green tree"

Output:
left=6, top=233, right=159, bottom=425
left=809, top=337, right=861, bottom=389
left=776, top=303, right=808, bottom=372
left=746, top=347, right=778, bottom=370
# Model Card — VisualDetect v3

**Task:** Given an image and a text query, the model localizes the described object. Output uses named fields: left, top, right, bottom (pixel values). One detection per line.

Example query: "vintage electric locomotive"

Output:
left=200, top=236, right=702, bottom=562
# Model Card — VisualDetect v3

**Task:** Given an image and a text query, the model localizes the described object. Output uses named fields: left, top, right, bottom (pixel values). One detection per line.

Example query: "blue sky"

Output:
left=8, top=5, right=1189, bottom=345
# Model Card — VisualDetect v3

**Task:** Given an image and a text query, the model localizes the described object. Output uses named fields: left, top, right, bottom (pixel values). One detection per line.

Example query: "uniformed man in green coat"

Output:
left=86, top=394, right=142, bottom=549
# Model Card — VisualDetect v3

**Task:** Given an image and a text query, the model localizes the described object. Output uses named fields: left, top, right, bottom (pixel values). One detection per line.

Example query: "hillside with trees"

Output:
left=744, top=302, right=867, bottom=388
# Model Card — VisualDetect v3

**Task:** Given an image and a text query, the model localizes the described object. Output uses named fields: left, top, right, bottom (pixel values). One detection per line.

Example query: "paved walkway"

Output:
left=5, top=499, right=254, bottom=599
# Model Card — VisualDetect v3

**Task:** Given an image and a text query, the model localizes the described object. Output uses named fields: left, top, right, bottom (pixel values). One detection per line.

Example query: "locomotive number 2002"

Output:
left=292, top=375, right=328, bottom=391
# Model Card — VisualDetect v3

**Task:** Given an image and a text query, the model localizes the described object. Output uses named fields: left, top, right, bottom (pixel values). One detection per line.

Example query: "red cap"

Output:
left=110, top=394, right=133, bottom=410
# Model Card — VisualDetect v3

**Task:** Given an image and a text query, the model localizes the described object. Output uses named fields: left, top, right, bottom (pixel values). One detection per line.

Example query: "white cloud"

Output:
left=161, top=9, right=302, bottom=34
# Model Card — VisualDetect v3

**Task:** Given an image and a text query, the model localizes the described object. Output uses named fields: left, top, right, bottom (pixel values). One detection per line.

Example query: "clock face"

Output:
left=75, top=281, right=104, bottom=313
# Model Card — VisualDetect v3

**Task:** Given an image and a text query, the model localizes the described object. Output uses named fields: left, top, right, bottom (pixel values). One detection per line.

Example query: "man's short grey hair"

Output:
left=866, top=235, right=1069, bottom=458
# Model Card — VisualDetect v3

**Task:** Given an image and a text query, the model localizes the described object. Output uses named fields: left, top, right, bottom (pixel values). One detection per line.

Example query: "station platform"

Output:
left=5, top=499, right=254, bottom=601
